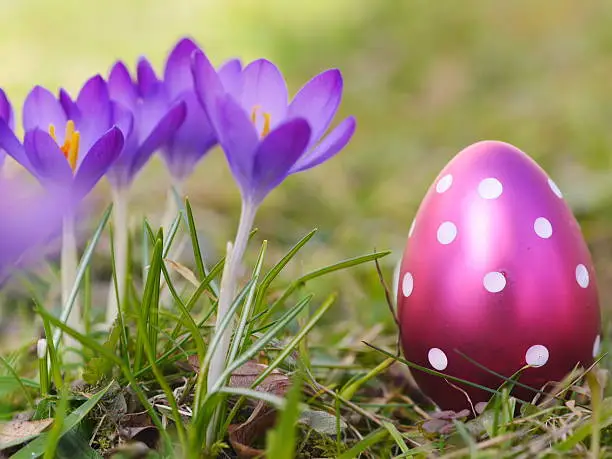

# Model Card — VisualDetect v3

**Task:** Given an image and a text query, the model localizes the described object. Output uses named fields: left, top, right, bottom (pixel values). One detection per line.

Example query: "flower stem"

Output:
left=204, top=200, right=257, bottom=446
left=207, top=201, right=257, bottom=390
left=106, top=187, right=129, bottom=327
left=61, top=213, right=80, bottom=360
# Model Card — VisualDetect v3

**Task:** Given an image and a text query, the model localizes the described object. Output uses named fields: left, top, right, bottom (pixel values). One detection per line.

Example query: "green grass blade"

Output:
left=148, top=229, right=163, bottom=354
left=166, top=257, right=224, bottom=347
left=192, top=280, right=255, bottom=420
left=364, top=342, right=528, bottom=404
left=337, top=428, right=388, bottom=459
left=163, top=213, right=182, bottom=258
left=266, top=372, right=303, bottom=459
left=192, top=295, right=312, bottom=450
left=381, top=421, right=410, bottom=455
left=217, top=387, right=286, bottom=408
left=134, top=235, right=163, bottom=372
left=211, top=294, right=313, bottom=396
left=11, top=380, right=114, bottom=459
left=259, top=250, right=390, bottom=324
left=184, top=199, right=208, bottom=283
left=108, top=222, right=129, bottom=367
left=227, top=241, right=267, bottom=364
left=43, top=384, right=68, bottom=459
left=134, top=266, right=188, bottom=451
left=159, top=253, right=207, bottom=362
left=340, top=357, right=394, bottom=401
left=35, top=307, right=173, bottom=453
left=222, top=293, right=336, bottom=435
left=142, top=220, right=150, bottom=284
left=0, top=355, right=34, bottom=408
left=39, top=303, right=63, bottom=391
left=253, top=229, right=317, bottom=313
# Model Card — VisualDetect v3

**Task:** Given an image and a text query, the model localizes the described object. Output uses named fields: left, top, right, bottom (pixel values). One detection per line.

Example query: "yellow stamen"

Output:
left=48, top=120, right=80, bottom=172
left=251, top=105, right=260, bottom=124
left=250, top=105, right=272, bottom=138
left=262, top=112, right=271, bottom=137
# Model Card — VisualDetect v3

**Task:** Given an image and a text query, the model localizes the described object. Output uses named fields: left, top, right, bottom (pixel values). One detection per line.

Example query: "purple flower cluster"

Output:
left=0, top=36, right=355, bottom=276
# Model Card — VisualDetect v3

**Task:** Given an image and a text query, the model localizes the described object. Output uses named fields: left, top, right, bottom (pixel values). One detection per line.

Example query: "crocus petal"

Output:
left=23, top=86, right=67, bottom=138
left=76, top=75, right=112, bottom=122
left=251, top=118, right=311, bottom=203
left=75, top=75, right=113, bottom=154
left=290, top=116, right=356, bottom=173
left=241, top=59, right=288, bottom=130
left=108, top=61, right=138, bottom=111
left=0, top=119, right=32, bottom=171
left=192, top=50, right=225, bottom=128
left=164, top=37, right=200, bottom=99
left=132, top=100, right=187, bottom=179
left=215, top=94, right=259, bottom=193
left=23, top=129, right=73, bottom=188
left=218, top=59, right=243, bottom=100
left=134, top=89, right=170, bottom=143
left=162, top=93, right=215, bottom=180
left=59, top=89, right=80, bottom=122
left=105, top=102, right=136, bottom=189
left=137, top=57, right=161, bottom=97
left=0, top=176, right=69, bottom=280
left=111, top=102, right=135, bottom=141
left=73, top=127, right=124, bottom=198
left=287, top=69, right=343, bottom=148
left=0, top=90, right=13, bottom=167
left=0, top=89, right=13, bottom=128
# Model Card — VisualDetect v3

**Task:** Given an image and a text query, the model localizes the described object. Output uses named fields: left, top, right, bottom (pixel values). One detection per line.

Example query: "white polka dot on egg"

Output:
left=593, top=335, right=601, bottom=358
left=576, top=264, right=589, bottom=288
left=436, top=174, right=453, bottom=193
left=525, top=344, right=549, bottom=367
left=483, top=271, right=506, bottom=293
left=402, top=272, right=414, bottom=297
left=534, top=217, right=553, bottom=239
left=478, top=178, right=503, bottom=200
left=428, top=348, right=448, bottom=371
left=437, top=221, right=457, bottom=245
left=548, top=178, right=563, bottom=198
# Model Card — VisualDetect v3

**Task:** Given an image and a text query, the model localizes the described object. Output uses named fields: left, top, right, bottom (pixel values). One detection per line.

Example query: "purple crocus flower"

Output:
left=107, top=59, right=188, bottom=189
left=107, top=37, right=215, bottom=185
left=0, top=174, right=67, bottom=282
left=192, top=50, right=356, bottom=205
left=0, top=89, right=14, bottom=168
left=0, top=77, right=124, bottom=202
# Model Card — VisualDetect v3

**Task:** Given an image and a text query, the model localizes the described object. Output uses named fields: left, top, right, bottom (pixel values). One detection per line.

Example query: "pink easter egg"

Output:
left=397, top=140, right=601, bottom=412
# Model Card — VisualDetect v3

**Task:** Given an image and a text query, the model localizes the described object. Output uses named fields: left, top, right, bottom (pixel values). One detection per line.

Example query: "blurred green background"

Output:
left=2, top=0, right=612, bottom=340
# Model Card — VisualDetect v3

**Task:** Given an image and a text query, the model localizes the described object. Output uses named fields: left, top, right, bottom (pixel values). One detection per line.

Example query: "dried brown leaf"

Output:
left=118, top=426, right=159, bottom=450
left=225, top=362, right=293, bottom=458
left=229, top=361, right=290, bottom=396
left=421, top=409, right=471, bottom=435
left=165, top=259, right=200, bottom=287
left=228, top=405, right=277, bottom=458
left=0, top=418, right=53, bottom=449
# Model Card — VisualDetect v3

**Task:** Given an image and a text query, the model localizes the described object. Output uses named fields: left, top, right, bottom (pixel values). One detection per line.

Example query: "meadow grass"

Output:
left=0, top=1, right=612, bottom=458
left=0, top=198, right=608, bottom=458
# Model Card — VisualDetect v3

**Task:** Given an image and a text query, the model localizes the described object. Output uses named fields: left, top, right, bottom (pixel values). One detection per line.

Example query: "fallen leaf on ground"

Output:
left=229, top=404, right=278, bottom=458
left=0, top=418, right=53, bottom=450
left=421, top=409, right=471, bottom=435
left=225, top=361, right=292, bottom=457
